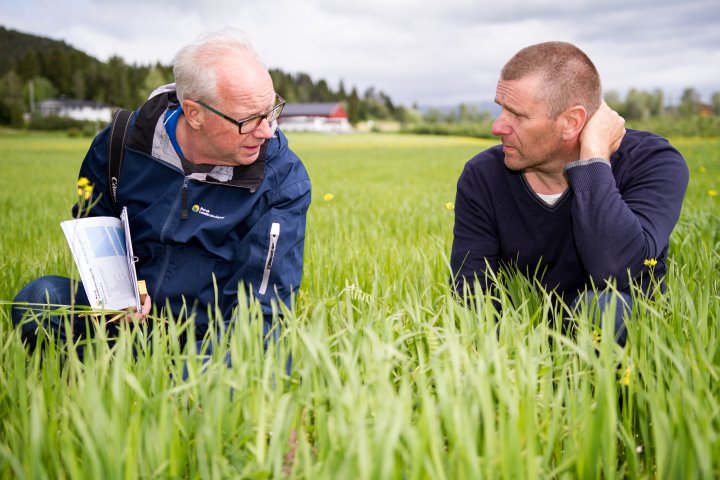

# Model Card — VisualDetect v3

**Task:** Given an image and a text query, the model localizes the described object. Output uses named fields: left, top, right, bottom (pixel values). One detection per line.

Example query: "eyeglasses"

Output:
left=197, top=94, right=286, bottom=134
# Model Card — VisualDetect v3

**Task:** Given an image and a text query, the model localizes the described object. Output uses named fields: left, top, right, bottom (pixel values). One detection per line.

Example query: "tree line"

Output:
left=605, top=87, right=720, bottom=120
left=407, top=86, right=720, bottom=139
left=1, top=26, right=717, bottom=133
left=0, top=26, right=415, bottom=128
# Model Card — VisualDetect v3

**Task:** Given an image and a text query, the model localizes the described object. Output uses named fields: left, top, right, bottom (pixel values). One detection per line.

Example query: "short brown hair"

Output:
left=501, top=41, right=601, bottom=118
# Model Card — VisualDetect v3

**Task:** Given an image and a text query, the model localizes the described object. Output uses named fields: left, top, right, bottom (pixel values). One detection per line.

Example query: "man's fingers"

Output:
left=140, top=294, right=152, bottom=317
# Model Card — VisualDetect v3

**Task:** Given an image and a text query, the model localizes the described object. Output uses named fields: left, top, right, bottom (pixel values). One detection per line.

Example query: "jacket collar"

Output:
left=126, top=86, right=267, bottom=191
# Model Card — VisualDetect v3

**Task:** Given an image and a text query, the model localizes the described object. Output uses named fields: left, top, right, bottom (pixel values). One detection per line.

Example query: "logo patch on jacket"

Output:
left=191, top=204, right=225, bottom=220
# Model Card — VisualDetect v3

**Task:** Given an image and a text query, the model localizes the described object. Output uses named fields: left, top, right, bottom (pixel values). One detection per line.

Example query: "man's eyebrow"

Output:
left=240, top=99, right=277, bottom=119
left=495, top=99, right=524, bottom=117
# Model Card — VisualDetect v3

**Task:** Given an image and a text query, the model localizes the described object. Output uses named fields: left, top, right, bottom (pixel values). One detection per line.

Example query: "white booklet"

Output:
left=60, top=207, right=140, bottom=311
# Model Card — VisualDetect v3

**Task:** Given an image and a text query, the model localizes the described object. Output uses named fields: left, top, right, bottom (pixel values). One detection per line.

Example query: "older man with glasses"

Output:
left=12, top=28, right=311, bottom=371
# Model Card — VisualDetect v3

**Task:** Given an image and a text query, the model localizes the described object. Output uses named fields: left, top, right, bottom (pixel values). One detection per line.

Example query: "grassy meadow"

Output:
left=0, top=130, right=719, bottom=478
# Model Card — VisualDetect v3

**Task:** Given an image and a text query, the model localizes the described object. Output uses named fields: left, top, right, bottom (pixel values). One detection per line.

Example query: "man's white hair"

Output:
left=172, top=27, right=265, bottom=104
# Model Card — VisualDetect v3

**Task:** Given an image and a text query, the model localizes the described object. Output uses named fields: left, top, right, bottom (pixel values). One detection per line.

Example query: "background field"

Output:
left=1, top=131, right=719, bottom=478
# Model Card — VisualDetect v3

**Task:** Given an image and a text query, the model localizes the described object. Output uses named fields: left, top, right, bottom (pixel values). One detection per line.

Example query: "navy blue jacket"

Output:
left=451, top=129, right=688, bottom=299
left=76, top=89, right=311, bottom=328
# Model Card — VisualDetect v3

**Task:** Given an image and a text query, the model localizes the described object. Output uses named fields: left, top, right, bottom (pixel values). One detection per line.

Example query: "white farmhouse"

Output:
left=38, top=99, right=113, bottom=123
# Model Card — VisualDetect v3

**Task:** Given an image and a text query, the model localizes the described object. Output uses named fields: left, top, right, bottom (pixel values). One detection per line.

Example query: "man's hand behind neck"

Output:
left=579, top=101, right=626, bottom=161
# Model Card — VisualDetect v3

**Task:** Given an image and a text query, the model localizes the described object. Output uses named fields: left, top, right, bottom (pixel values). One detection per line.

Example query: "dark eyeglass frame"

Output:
left=197, top=94, right=286, bottom=134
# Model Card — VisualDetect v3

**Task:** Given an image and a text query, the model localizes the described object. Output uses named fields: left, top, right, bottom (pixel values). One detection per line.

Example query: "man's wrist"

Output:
left=579, top=145, right=611, bottom=161
left=565, top=157, right=611, bottom=171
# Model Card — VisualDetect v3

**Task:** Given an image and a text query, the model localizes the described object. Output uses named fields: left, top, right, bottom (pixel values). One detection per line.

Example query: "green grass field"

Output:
left=1, top=130, right=719, bottom=478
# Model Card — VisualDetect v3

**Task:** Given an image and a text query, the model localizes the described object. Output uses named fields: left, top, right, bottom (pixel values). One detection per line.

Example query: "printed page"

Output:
left=61, top=214, right=138, bottom=311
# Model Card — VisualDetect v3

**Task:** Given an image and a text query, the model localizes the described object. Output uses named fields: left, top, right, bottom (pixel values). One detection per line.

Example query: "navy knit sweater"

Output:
left=451, top=129, right=689, bottom=300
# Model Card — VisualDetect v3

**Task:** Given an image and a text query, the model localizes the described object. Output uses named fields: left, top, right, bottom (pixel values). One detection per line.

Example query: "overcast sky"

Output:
left=2, top=0, right=719, bottom=107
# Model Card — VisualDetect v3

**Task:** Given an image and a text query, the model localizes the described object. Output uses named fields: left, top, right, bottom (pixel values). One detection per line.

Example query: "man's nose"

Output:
left=490, top=114, right=510, bottom=137
left=252, top=118, right=274, bottom=139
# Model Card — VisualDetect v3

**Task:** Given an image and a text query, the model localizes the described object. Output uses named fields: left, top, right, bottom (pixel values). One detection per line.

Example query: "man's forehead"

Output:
left=217, top=64, right=275, bottom=110
left=495, top=79, right=524, bottom=104
left=495, top=76, right=542, bottom=105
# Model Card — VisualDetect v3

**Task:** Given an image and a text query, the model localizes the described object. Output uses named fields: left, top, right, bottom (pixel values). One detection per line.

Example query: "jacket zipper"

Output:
left=180, top=178, right=189, bottom=219
left=259, top=222, right=280, bottom=295
left=155, top=177, right=190, bottom=296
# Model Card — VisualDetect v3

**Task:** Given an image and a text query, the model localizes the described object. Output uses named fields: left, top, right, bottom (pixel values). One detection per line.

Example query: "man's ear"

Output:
left=561, top=105, right=587, bottom=141
left=182, top=99, right=203, bottom=130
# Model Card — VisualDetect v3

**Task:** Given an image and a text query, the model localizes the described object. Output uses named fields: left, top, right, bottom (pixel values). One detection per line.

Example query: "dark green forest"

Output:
left=1, top=26, right=718, bottom=137
left=0, top=26, right=409, bottom=128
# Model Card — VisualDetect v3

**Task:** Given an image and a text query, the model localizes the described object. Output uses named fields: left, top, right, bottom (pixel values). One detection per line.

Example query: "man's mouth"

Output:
left=244, top=143, right=263, bottom=152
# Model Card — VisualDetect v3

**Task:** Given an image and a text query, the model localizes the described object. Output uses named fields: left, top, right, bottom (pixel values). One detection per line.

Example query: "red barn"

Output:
left=278, top=102, right=352, bottom=132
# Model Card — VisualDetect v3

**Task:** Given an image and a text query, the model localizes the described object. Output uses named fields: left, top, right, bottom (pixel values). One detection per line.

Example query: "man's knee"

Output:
left=11, top=275, right=86, bottom=345
left=571, top=290, right=632, bottom=346
left=13, top=276, right=68, bottom=322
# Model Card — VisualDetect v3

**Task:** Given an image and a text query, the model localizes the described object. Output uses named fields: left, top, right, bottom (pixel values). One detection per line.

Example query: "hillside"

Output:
left=0, top=26, right=99, bottom=75
left=0, top=25, right=411, bottom=127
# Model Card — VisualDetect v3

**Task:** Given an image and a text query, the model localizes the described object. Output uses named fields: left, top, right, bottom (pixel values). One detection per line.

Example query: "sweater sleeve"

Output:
left=564, top=134, right=688, bottom=290
left=451, top=160, right=500, bottom=297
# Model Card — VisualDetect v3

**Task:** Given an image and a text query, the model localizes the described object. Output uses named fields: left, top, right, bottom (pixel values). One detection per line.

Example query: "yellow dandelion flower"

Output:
left=77, top=177, right=90, bottom=188
left=708, top=190, right=717, bottom=197
left=699, top=165, right=706, bottom=173
left=622, top=367, right=631, bottom=386
left=644, top=258, right=657, bottom=267
left=323, top=193, right=334, bottom=202
left=445, top=202, right=454, bottom=210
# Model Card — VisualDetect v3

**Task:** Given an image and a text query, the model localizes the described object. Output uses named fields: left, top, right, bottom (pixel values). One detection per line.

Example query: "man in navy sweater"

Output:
left=450, top=41, right=688, bottom=345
